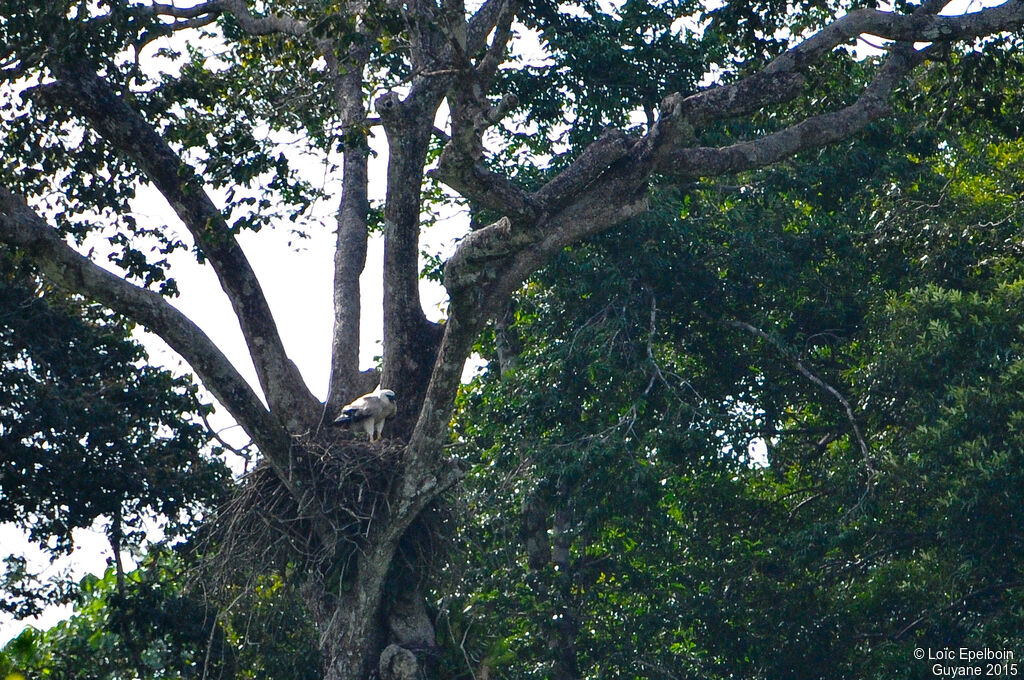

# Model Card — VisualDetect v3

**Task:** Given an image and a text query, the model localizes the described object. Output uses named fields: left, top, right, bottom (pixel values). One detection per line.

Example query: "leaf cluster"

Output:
left=0, top=547, right=320, bottom=680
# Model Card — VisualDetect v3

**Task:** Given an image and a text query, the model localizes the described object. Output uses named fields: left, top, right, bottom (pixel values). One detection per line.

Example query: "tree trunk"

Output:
left=376, top=89, right=447, bottom=439
left=329, top=143, right=371, bottom=411
left=8, top=3, right=1024, bottom=680
left=311, top=541, right=439, bottom=680
left=327, top=57, right=374, bottom=413
left=522, top=484, right=581, bottom=680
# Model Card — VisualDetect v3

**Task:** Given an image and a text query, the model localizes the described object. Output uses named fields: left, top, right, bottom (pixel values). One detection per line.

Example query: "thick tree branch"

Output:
left=214, top=0, right=311, bottom=36
left=433, top=0, right=523, bottom=216
left=0, top=190, right=290, bottom=462
left=431, top=11, right=1014, bottom=354
left=374, top=89, right=447, bottom=435
left=475, top=0, right=517, bottom=83
left=661, top=43, right=924, bottom=177
left=443, top=216, right=530, bottom=298
left=155, top=0, right=378, bottom=410
left=37, top=64, right=320, bottom=431
left=429, top=5, right=1024, bottom=452
left=482, top=50, right=918, bottom=308
left=143, top=2, right=222, bottom=31
left=434, top=85, right=525, bottom=215
left=517, top=74, right=804, bottom=214
left=368, top=0, right=523, bottom=434
left=444, top=0, right=1024, bottom=219
left=404, top=314, right=478, bottom=514
left=466, top=0, right=513, bottom=54
left=655, top=71, right=807, bottom=145
left=149, top=0, right=311, bottom=37
left=148, top=2, right=221, bottom=20
left=531, top=129, right=638, bottom=211
left=328, top=142, right=371, bottom=412
left=424, top=15, right=1005, bottom=523
left=324, top=31, right=375, bottom=410
left=766, top=1, right=1024, bottom=74
left=431, top=160, right=537, bottom=219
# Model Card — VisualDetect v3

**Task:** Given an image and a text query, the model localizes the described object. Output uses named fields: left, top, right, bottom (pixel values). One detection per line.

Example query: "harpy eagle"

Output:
left=333, top=387, right=397, bottom=441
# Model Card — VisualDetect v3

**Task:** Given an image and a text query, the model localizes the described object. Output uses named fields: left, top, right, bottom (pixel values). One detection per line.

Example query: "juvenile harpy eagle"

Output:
left=333, top=387, right=397, bottom=441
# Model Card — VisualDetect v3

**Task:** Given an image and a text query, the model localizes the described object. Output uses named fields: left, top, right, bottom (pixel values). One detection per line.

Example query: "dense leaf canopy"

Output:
left=444, top=62, right=1024, bottom=678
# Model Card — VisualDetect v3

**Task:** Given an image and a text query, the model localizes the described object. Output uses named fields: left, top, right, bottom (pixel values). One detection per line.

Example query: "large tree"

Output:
left=3, top=0, right=1024, bottom=677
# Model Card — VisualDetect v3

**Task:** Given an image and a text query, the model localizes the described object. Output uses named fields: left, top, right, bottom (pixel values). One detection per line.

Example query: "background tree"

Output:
left=0, top=245, right=234, bottom=677
left=444, top=51, right=1024, bottom=678
left=1, top=547, right=322, bottom=680
left=4, top=0, right=1024, bottom=678
left=0, top=248, right=230, bottom=618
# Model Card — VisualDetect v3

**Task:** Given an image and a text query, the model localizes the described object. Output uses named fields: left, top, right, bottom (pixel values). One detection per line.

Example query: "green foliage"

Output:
left=0, top=549, right=320, bottom=680
left=0, top=0, right=331, bottom=282
left=506, top=0, right=706, bottom=144
left=0, top=250, right=230, bottom=616
left=444, top=66, right=1024, bottom=678
left=5, top=0, right=1024, bottom=677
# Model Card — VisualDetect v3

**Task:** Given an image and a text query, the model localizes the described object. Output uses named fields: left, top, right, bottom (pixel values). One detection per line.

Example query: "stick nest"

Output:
left=200, top=432, right=408, bottom=588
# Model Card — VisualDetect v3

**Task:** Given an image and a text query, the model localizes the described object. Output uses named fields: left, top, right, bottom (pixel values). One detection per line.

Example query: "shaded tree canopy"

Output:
left=447, top=89, right=1024, bottom=677
left=0, top=248, right=229, bottom=619
left=4, top=0, right=1024, bottom=678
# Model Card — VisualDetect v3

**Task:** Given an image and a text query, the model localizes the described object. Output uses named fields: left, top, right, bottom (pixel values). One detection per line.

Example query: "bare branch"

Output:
left=443, top=0, right=1024, bottom=218
left=443, top=216, right=521, bottom=302
left=434, top=0, right=521, bottom=213
left=371, top=88, right=449, bottom=434
left=655, top=71, right=807, bottom=144
left=148, top=0, right=377, bottom=416
left=325, top=52, right=373, bottom=410
left=191, top=392, right=256, bottom=461
left=767, top=1, right=1024, bottom=74
left=660, top=44, right=923, bottom=177
left=430, top=159, right=537, bottom=219
left=150, top=0, right=312, bottom=37
left=531, top=128, right=638, bottom=211
left=724, top=318, right=877, bottom=494
left=475, top=0, right=517, bottom=82
left=0, top=190, right=290, bottom=462
left=149, top=2, right=222, bottom=20
left=466, top=0, right=513, bottom=54
left=481, top=77, right=762, bottom=221
left=165, top=14, right=221, bottom=31
left=328, top=145, right=371, bottom=411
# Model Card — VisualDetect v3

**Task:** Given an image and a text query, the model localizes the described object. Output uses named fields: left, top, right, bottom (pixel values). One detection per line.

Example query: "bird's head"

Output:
left=379, top=389, right=396, bottom=402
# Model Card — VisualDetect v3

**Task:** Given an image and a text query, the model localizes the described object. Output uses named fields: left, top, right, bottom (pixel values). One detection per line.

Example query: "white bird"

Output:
left=333, top=387, right=397, bottom=442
